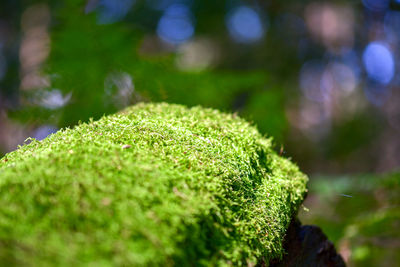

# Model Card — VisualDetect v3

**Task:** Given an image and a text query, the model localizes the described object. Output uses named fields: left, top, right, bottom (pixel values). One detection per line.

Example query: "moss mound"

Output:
left=0, top=103, right=307, bottom=266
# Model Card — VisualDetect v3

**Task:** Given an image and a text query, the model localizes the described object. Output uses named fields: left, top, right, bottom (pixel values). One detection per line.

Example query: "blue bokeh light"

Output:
left=156, top=4, right=194, bottom=45
left=226, top=6, right=266, bottom=44
left=362, top=0, right=390, bottom=12
left=96, top=0, right=136, bottom=24
left=362, top=41, right=395, bottom=85
left=33, top=125, right=58, bottom=141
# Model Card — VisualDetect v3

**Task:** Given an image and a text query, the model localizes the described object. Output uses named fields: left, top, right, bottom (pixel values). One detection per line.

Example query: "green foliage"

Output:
left=300, top=172, right=400, bottom=267
left=0, top=103, right=307, bottom=266
left=326, top=114, right=381, bottom=159
left=14, top=1, right=286, bottom=141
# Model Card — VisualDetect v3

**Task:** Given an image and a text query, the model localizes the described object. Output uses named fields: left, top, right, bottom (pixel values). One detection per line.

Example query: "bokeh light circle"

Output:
left=299, top=61, right=330, bottom=103
left=226, top=6, right=266, bottom=44
left=156, top=4, right=194, bottom=45
left=362, top=41, right=395, bottom=85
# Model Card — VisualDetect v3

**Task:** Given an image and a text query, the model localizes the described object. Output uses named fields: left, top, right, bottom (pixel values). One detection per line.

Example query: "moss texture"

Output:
left=0, top=103, right=308, bottom=266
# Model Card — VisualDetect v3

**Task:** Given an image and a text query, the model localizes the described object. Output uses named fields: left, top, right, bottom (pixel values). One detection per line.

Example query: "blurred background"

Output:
left=0, top=0, right=399, bottom=266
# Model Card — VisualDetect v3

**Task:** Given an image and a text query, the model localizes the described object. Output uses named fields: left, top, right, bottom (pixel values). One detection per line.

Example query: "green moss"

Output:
left=0, top=103, right=307, bottom=266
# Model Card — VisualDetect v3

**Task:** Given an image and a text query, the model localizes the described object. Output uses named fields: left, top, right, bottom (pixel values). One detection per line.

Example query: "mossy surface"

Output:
left=0, top=103, right=308, bottom=266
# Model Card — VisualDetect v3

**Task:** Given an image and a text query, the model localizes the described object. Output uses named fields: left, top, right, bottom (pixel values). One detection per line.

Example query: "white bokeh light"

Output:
left=40, top=89, right=71, bottom=110
left=322, top=62, right=358, bottom=95
left=299, top=61, right=330, bottom=102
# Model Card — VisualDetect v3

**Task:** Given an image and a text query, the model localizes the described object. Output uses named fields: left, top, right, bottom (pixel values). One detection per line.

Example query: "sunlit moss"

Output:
left=0, top=102, right=307, bottom=266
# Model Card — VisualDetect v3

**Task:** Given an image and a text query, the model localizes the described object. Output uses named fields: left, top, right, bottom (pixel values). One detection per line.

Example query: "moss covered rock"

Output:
left=0, top=103, right=308, bottom=266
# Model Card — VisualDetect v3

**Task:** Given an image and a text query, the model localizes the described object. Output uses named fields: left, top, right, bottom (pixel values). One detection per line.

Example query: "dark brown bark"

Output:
left=266, top=220, right=346, bottom=267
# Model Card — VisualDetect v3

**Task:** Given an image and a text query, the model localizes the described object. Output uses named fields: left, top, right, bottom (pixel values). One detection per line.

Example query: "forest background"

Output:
left=0, top=1, right=399, bottom=266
